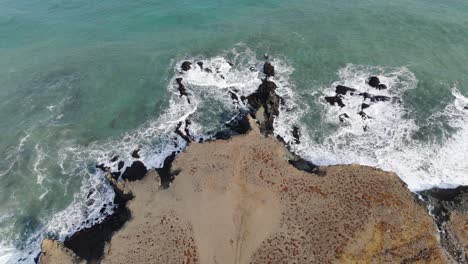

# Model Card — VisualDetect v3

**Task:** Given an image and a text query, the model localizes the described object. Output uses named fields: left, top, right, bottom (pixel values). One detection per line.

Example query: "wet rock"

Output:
left=361, top=103, right=371, bottom=110
left=372, top=95, right=391, bottom=102
left=368, top=76, right=380, bottom=88
left=62, top=170, right=133, bottom=263
left=419, top=186, right=468, bottom=262
left=204, top=68, right=213, bottom=73
left=196, top=61, right=203, bottom=70
left=121, top=161, right=148, bottom=181
left=181, top=61, right=192, bottom=71
left=229, top=91, right=239, bottom=102
left=292, top=126, right=300, bottom=144
left=358, top=111, right=369, bottom=120
left=111, top=172, right=120, bottom=179
left=131, top=149, right=140, bottom=159
left=175, top=78, right=188, bottom=97
left=95, top=164, right=107, bottom=172
left=175, top=121, right=191, bottom=144
left=464, top=106, right=468, bottom=110
left=377, top=83, right=387, bottom=90
left=335, top=85, right=356, bottom=95
left=359, top=92, right=390, bottom=102
left=339, top=113, right=350, bottom=122
left=325, top=96, right=345, bottom=107
left=225, top=113, right=251, bottom=135
left=247, top=79, right=281, bottom=134
left=263, top=62, right=275, bottom=77
left=227, top=61, right=234, bottom=67
left=110, top=156, right=119, bottom=163
left=117, top=161, right=124, bottom=171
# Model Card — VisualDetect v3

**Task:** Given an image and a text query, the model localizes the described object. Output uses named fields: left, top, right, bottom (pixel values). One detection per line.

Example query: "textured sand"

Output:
left=91, top=119, right=449, bottom=264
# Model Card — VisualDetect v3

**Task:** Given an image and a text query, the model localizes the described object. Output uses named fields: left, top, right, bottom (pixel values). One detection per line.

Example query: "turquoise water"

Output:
left=1, top=0, right=468, bottom=262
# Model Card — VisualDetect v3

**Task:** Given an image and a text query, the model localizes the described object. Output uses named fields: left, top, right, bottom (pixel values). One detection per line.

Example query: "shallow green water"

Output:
left=1, top=0, right=467, bottom=262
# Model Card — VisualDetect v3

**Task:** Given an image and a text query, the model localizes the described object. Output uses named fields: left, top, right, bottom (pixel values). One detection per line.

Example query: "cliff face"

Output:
left=42, top=118, right=452, bottom=264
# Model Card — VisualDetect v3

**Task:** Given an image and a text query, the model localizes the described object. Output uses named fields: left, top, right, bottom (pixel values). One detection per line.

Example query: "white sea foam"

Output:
left=4, top=49, right=468, bottom=263
left=278, top=64, right=468, bottom=191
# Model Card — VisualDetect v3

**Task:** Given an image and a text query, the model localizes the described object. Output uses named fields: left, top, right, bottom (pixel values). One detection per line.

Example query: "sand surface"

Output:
left=89, top=119, right=450, bottom=263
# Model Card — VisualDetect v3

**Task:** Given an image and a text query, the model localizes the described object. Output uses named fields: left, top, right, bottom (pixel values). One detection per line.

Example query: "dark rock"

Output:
left=121, top=161, right=147, bottom=181
left=204, top=68, right=213, bottom=73
left=131, top=149, right=140, bottom=159
left=359, top=92, right=373, bottom=100
left=288, top=156, right=320, bottom=174
left=110, top=156, right=119, bottom=163
left=117, top=161, right=124, bottom=171
left=292, top=126, right=300, bottom=144
left=110, top=172, right=120, bottom=179
left=464, top=106, right=468, bottom=110
left=63, top=179, right=132, bottom=262
left=376, top=84, right=387, bottom=90
left=335, top=85, right=356, bottom=95
left=361, top=103, right=371, bottom=110
left=196, top=61, right=203, bottom=70
left=419, top=186, right=468, bottom=225
left=156, top=152, right=178, bottom=189
left=372, top=95, right=391, bottom=102
left=175, top=78, right=188, bottom=97
left=213, top=130, right=232, bottom=140
left=368, top=76, right=380, bottom=88
left=358, top=92, right=390, bottom=102
left=95, top=164, right=107, bottom=172
left=227, top=61, right=234, bottom=67
left=418, top=186, right=468, bottom=262
left=175, top=122, right=191, bottom=144
left=181, top=61, right=192, bottom=71
left=247, top=79, right=281, bottom=134
left=263, top=62, right=275, bottom=77
left=325, top=96, right=345, bottom=108
left=229, top=91, right=239, bottom=102
left=358, top=111, right=369, bottom=120
left=339, top=113, right=350, bottom=123
left=225, top=113, right=251, bottom=135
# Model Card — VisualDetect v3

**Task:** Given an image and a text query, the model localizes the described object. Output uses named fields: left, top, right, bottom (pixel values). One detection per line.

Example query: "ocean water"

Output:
left=1, top=0, right=468, bottom=262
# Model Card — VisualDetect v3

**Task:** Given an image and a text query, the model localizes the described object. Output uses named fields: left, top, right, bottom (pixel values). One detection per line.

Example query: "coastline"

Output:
left=39, top=61, right=467, bottom=263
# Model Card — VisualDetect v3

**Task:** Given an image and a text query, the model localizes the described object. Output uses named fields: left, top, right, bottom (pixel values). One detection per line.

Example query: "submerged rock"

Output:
left=196, top=61, right=203, bottom=70
left=368, top=76, right=380, bottom=88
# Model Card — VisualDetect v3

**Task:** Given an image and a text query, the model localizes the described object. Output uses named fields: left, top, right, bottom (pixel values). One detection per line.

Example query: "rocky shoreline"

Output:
left=39, top=61, right=467, bottom=263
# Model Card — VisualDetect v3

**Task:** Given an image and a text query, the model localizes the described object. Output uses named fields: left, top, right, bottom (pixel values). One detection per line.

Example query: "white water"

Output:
left=3, top=49, right=467, bottom=263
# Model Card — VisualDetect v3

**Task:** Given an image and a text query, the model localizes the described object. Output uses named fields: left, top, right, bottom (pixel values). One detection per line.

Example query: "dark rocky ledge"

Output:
left=419, top=186, right=468, bottom=262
